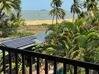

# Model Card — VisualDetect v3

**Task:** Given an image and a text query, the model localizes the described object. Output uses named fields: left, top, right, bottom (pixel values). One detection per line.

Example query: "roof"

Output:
left=0, top=35, right=36, bottom=49
left=0, top=32, right=46, bottom=49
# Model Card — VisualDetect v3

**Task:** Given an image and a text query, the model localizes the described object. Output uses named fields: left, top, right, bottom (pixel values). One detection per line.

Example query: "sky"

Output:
left=21, top=0, right=73, bottom=11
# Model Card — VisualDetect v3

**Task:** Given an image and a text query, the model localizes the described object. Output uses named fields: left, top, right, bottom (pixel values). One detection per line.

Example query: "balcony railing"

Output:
left=0, top=46, right=99, bottom=74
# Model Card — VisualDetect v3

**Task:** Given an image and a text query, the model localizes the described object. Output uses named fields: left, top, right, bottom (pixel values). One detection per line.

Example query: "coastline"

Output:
left=25, top=19, right=72, bottom=25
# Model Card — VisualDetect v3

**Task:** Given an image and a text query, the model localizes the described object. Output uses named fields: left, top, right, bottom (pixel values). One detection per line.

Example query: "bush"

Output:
left=41, top=21, right=99, bottom=62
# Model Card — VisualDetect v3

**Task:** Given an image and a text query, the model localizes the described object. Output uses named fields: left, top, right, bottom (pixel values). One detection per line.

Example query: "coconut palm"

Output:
left=84, top=0, right=98, bottom=17
left=71, top=0, right=81, bottom=22
left=51, top=0, right=62, bottom=8
left=0, top=0, right=21, bottom=19
left=50, top=0, right=65, bottom=24
left=50, top=7, right=65, bottom=24
left=0, top=0, right=21, bottom=37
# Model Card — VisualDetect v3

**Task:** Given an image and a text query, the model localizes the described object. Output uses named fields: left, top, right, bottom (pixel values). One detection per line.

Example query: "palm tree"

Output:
left=0, top=0, right=21, bottom=19
left=50, top=0, right=65, bottom=24
left=51, top=0, right=62, bottom=8
left=71, top=0, right=81, bottom=22
left=0, top=0, right=21, bottom=37
left=84, top=0, right=98, bottom=17
left=50, top=7, right=65, bottom=24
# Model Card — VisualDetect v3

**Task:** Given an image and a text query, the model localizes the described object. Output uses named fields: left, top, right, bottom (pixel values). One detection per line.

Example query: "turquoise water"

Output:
left=21, top=10, right=72, bottom=20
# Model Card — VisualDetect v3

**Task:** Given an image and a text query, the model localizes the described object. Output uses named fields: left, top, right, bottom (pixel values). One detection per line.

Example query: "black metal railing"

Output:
left=0, top=46, right=99, bottom=74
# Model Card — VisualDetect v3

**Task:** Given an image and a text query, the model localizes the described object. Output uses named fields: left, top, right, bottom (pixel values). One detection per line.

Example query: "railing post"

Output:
left=54, top=61, right=57, bottom=74
left=98, top=71, right=99, bottom=74
left=9, top=50, right=12, bottom=74
left=85, top=68, right=89, bottom=74
left=63, top=63, right=67, bottom=74
left=45, top=59, right=48, bottom=74
left=22, top=54, right=25, bottom=74
left=15, top=52, right=18, bottom=74
left=74, top=65, right=77, bottom=74
left=37, top=58, right=40, bottom=74
left=2, top=50, right=6, bottom=74
left=29, top=56, right=32, bottom=74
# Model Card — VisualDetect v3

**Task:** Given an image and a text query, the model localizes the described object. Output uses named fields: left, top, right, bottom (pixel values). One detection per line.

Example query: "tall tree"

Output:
left=84, top=0, right=98, bottom=17
left=71, top=0, right=81, bottom=22
left=50, top=7, right=65, bottom=24
left=0, top=0, right=21, bottom=37
left=51, top=0, right=62, bottom=7
left=0, top=0, right=21, bottom=19
left=50, top=0, right=65, bottom=24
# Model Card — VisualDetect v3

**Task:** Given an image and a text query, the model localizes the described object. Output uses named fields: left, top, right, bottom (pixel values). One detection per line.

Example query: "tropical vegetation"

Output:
left=0, top=0, right=24, bottom=37
left=50, top=0, right=65, bottom=24
left=32, top=0, right=99, bottom=73
left=33, top=0, right=99, bottom=62
left=0, top=0, right=99, bottom=73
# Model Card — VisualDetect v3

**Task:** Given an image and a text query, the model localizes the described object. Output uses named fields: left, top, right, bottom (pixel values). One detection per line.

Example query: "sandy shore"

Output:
left=25, top=19, right=72, bottom=25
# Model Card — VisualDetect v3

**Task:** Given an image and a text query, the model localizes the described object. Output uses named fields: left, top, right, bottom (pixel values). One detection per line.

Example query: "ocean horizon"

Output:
left=21, top=10, right=73, bottom=20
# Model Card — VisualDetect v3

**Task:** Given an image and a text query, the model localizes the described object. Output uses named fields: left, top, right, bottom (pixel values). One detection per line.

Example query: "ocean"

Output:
left=21, top=10, right=72, bottom=20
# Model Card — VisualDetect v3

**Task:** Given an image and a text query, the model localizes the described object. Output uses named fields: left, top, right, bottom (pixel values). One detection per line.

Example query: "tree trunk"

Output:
left=52, top=16, right=54, bottom=24
left=56, top=15, right=58, bottom=24
left=72, top=13, right=75, bottom=22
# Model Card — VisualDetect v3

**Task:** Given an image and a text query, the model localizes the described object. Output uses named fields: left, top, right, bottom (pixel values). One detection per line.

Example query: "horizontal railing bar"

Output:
left=0, top=46, right=99, bottom=71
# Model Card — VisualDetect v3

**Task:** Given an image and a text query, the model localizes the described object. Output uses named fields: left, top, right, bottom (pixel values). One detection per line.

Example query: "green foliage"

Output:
left=0, top=0, right=21, bottom=19
left=0, top=14, right=24, bottom=37
left=70, top=0, right=99, bottom=23
left=0, top=0, right=23, bottom=37
left=51, top=0, right=62, bottom=7
left=12, top=31, right=33, bottom=37
left=50, top=8, right=65, bottom=19
left=42, top=21, right=99, bottom=63
left=31, top=21, right=98, bottom=73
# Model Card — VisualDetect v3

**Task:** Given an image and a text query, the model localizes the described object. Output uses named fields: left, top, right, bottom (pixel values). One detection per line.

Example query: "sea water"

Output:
left=21, top=10, right=72, bottom=20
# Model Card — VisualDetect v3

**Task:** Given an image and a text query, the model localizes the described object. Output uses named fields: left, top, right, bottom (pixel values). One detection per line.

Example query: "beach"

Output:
left=25, top=19, right=72, bottom=25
